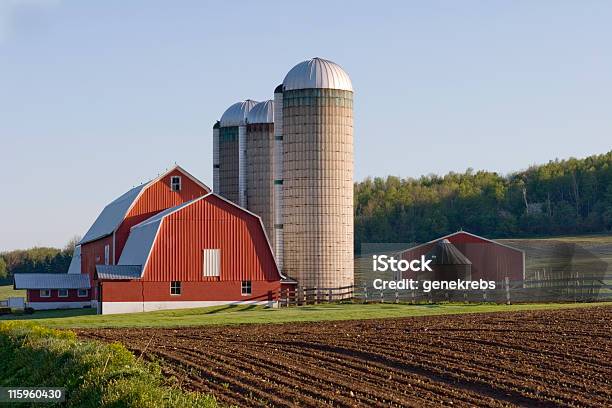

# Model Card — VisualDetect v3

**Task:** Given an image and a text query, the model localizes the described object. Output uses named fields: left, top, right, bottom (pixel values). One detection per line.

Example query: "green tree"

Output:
left=0, top=257, right=7, bottom=280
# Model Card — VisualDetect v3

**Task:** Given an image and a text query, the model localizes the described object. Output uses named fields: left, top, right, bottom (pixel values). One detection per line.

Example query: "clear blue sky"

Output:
left=1, top=0, right=611, bottom=250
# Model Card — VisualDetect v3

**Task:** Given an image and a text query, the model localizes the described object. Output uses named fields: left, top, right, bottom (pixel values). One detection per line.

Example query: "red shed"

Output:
left=95, top=193, right=295, bottom=314
left=400, top=231, right=525, bottom=282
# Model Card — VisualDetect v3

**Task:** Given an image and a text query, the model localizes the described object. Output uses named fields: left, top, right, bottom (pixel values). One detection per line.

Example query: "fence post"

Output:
left=483, top=290, right=487, bottom=302
left=395, top=290, right=399, bottom=304
left=411, top=289, right=415, bottom=304
left=314, top=287, right=318, bottom=305
left=303, top=287, right=307, bottom=305
left=380, top=289, right=384, bottom=303
left=364, top=285, right=368, bottom=304
left=328, top=288, right=332, bottom=303
left=505, top=276, right=511, bottom=305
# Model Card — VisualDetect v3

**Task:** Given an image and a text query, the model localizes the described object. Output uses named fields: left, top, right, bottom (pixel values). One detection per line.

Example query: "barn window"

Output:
left=58, top=289, right=68, bottom=298
left=170, top=281, right=181, bottom=295
left=104, top=245, right=110, bottom=265
left=40, top=289, right=50, bottom=298
left=171, top=176, right=182, bottom=192
left=202, top=249, right=220, bottom=277
left=78, top=289, right=88, bottom=297
left=241, top=280, right=252, bottom=296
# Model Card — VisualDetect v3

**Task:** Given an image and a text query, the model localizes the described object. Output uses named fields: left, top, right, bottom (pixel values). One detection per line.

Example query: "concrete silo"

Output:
left=245, top=100, right=276, bottom=250
left=214, top=100, right=258, bottom=206
left=277, top=57, right=354, bottom=290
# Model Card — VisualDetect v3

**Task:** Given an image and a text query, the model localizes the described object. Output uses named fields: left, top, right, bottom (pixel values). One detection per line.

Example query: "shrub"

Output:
left=0, top=322, right=218, bottom=407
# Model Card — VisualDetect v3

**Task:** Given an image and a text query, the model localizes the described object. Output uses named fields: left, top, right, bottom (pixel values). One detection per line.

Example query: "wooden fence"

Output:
left=278, top=275, right=612, bottom=306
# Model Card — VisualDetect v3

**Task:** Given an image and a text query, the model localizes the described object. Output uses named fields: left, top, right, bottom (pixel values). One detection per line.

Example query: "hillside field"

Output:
left=356, top=235, right=612, bottom=287
left=0, top=284, right=25, bottom=301
left=500, top=235, right=612, bottom=279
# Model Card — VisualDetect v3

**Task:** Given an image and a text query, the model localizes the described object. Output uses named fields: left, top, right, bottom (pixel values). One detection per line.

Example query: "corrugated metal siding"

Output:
left=114, top=168, right=209, bottom=262
left=143, top=195, right=279, bottom=283
left=101, top=280, right=280, bottom=302
left=14, top=274, right=91, bottom=289
left=81, top=235, right=114, bottom=281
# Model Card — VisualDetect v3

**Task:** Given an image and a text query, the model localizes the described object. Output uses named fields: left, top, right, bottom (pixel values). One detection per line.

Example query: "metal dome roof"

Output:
left=220, top=100, right=258, bottom=127
left=282, top=57, right=353, bottom=92
left=246, top=100, right=274, bottom=124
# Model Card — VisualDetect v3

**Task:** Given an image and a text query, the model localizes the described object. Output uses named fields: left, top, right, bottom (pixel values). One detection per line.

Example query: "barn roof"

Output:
left=14, top=273, right=91, bottom=289
left=67, top=246, right=81, bottom=274
left=96, top=265, right=142, bottom=280
left=80, top=165, right=210, bottom=245
left=116, top=192, right=287, bottom=280
left=401, top=230, right=524, bottom=255
left=426, top=239, right=472, bottom=265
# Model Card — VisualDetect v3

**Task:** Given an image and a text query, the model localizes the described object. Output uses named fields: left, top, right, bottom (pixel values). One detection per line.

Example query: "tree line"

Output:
left=3, top=151, right=612, bottom=275
left=0, top=237, right=79, bottom=280
left=355, top=151, right=612, bottom=252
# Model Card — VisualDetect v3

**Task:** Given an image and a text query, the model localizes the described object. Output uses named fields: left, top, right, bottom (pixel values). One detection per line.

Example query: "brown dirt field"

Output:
left=77, top=306, right=612, bottom=408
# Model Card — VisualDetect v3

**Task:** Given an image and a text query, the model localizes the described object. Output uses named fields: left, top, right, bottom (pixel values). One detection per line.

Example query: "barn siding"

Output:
left=114, top=168, right=210, bottom=262
left=81, top=234, right=114, bottom=300
left=400, top=232, right=524, bottom=281
left=27, top=289, right=90, bottom=302
left=143, top=195, right=280, bottom=283
left=100, top=280, right=280, bottom=302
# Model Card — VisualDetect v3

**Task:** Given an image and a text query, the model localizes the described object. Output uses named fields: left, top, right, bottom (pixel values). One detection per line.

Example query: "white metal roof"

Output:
left=67, top=246, right=81, bottom=274
left=283, top=57, right=353, bottom=92
left=14, top=273, right=91, bottom=289
left=79, top=165, right=210, bottom=245
left=96, top=265, right=142, bottom=280
left=80, top=184, right=146, bottom=244
left=118, top=219, right=163, bottom=267
left=246, top=100, right=274, bottom=124
left=220, top=100, right=258, bottom=127
left=400, top=230, right=525, bottom=255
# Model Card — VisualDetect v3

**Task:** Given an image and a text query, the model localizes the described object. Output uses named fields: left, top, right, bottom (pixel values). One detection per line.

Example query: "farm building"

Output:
left=14, top=166, right=295, bottom=313
left=214, top=57, right=355, bottom=291
left=400, top=231, right=525, bottom=282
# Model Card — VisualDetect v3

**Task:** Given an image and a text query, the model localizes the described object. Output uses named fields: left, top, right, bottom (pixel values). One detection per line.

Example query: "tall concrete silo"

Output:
left=277, top=57, right=354, bottom=290
left=215, top=100, right=258, bottom=206
left=246, top=100, right=276, bottom=250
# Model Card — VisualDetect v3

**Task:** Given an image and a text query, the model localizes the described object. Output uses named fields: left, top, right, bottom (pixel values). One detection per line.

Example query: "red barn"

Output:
left=400, top=231, right=525, bottom=282
left=95, top=193, right=295, bottom=314
left=15, top=165, right=295, bottom=313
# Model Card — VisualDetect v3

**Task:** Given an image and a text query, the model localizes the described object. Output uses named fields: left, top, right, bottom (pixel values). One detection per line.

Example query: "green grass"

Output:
left=0, top=284, right=25, bottom=301
left=0, top=322, right=219, bottom=407
left=3, top=301, right=609, bottom=329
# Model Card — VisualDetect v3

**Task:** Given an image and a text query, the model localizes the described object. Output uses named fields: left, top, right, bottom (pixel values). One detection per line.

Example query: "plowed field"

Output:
left=78, top=306, right=612, bottom=407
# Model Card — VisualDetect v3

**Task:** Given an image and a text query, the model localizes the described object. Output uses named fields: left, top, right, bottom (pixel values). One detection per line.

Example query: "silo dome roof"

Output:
left=246, top=100, right=274, bottom=124
left=283, top=57, right=353, bottom=92
left=220, top=100, right=258, bottom=127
